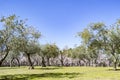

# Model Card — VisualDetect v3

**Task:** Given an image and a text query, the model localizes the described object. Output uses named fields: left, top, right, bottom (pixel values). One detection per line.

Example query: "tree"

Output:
left=77, top=27, right=93, bottom=66
left=105, top=26, right=120, bottom=70
left=78, top=21, right=120, bottom=70
left=0, top=15, right=20, bottom=66
left=40, top=43, right=59, bottom=66
left=0, top=15, right=41, bottom=68
left=38, top=45, right=46, bottom=67
left=16, top=24, right=41, bottom=69
left=72, top=46, right=89, bottom=66
left=77, top=22, right=107, bottom=66
left=25, top=42, right=40, bottom=69
left=90, top=22, right=120, bottom=70
left=59, top=50, right=67, bottom=66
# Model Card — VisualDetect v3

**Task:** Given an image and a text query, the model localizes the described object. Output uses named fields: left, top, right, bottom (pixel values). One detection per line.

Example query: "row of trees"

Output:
left=78, top=21, right=120, bottom=70
left=1, top=15, right=120, bottom=70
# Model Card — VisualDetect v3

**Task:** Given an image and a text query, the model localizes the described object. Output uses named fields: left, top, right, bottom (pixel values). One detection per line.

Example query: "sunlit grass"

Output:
left=0, top=66, right=120, bottom=80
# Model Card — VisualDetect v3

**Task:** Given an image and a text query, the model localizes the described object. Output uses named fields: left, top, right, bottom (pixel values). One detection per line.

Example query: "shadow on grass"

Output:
left=39, top=67, right=62, bottom=70
left=108, top=69, right=120, bottom=71
left=0, top=67, right=20, bottom=70
left=0, top=72, right=83, bottom=80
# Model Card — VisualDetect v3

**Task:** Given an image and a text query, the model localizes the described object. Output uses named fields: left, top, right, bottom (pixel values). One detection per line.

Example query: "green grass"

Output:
left=0, top=66, right=120, bottom=80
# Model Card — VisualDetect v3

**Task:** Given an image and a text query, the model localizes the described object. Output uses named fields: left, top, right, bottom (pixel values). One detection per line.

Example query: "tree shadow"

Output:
left=38, top=67, right=62, bottom=70
left=0, top=72, right=83, bottom=80
left=0, top=67, right=20, bottom=70
left=107, top=69, right=120, bottom=71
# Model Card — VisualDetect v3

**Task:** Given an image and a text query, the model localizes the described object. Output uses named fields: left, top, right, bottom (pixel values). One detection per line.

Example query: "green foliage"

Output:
left=0, top=15, right=41, bottom=53
left=40, top=43, right=59, bottom=58
left=89, top=22, right=105, bottom=30
left=72, top=46, right=86, bottom=59
left=78, top=28, right=92, bottom=44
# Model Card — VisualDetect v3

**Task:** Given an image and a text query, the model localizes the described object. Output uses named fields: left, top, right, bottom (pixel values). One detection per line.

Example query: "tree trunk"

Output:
left=88, top=60, right=91, bottom=66
left=108, top=60, right=112, bottom=67
left=60, top=60, right=64, bottom=66
left=113, top=58, right=118, bottom=71
left=60, top=54, right=64, bottom=66
left=82, top=59, right=87, bottom=66
left=10, top=58, right=14, bottom=67
left=114, top=61, right=117, bottom=71
left=0, top=49, right=9, bottom=66
left=47, top=57, right=50, bottom=66
left=35, top=60, right=39, bottom=66
left=16, top=58, right=20, bottom=67
left=79, top=60, right=81, bottom=66
left=27, top=54, right=34, bottom=69
left=41, top=57, right=46, bottom=67
left=94, top=59, right=97, bottom=67
left=91, top=59, right=94, bottom=67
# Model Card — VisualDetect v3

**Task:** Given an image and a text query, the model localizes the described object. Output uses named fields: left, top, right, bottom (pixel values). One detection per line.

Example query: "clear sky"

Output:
left=0, top=0, right=120, bottom=49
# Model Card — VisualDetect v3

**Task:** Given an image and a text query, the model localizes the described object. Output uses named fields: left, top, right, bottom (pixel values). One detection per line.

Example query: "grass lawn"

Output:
left=0, top=66, right=120, bottom=80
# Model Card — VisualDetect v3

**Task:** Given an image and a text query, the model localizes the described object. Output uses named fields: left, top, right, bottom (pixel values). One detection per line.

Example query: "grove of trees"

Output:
left=1, top=15, right=120, bottom=70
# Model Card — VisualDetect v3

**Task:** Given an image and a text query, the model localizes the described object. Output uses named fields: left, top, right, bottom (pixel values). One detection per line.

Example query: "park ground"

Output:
left=0, top=66, right=120, bottom=80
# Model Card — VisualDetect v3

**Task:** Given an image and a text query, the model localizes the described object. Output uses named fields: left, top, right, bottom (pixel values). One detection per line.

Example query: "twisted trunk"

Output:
left=27, top=53, right=34, bottom=69
left=0, top=48, right=9, bottom=66
left=16, top=58, right=20, bottom=67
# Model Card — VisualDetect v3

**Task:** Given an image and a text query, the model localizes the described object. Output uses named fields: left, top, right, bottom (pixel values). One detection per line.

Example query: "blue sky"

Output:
left=0, top=0, right=120, bottom=49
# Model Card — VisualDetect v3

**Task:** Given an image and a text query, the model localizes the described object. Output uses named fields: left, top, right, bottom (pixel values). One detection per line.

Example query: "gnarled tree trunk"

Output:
left=0, top=49, right=9, bottom=66
left=27, top=53, right=34, bottom=69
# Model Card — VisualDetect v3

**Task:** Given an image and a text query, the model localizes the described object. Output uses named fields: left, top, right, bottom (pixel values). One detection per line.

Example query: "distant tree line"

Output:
left=0, top=15, right=120, bottom=70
